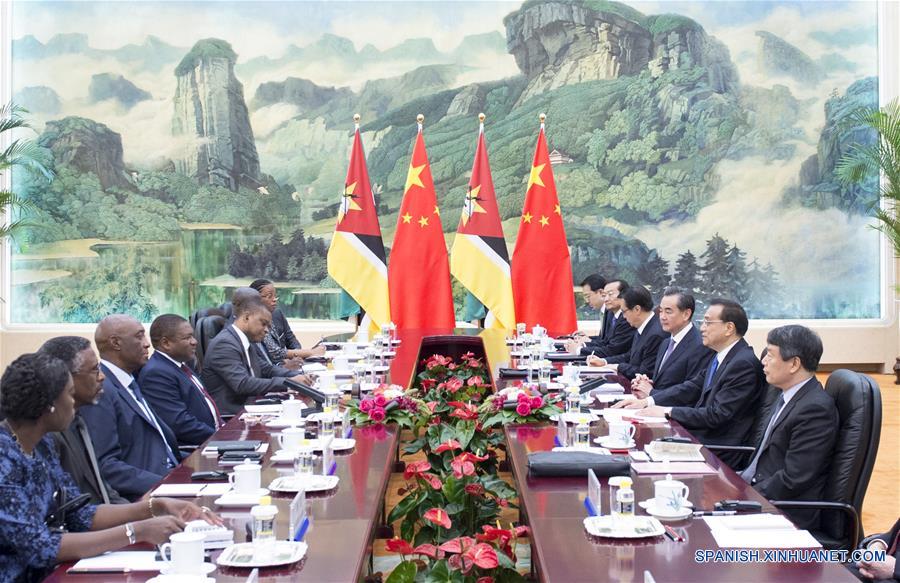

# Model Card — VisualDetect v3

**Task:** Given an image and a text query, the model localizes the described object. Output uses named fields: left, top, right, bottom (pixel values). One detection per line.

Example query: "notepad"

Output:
left=150, top=483, right=207, bottom=497
left=68, top=551, right=164, bottom=573
left=631, top=462, right=717, bottom=474
left=703, top=514, right=822, bottom=549
left=244, top=404, right=283, bottom=414
left=594, top=393, right=636, bottom=403
left=302, top=363, right=328, bottom=372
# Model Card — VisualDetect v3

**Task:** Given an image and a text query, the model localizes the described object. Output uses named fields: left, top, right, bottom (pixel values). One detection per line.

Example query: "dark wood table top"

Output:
left=504, top=423, right=858, bottom=582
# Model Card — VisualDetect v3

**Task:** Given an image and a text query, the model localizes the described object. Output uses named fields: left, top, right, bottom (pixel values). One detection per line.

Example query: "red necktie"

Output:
left=180, top=364, right=223, bottom=427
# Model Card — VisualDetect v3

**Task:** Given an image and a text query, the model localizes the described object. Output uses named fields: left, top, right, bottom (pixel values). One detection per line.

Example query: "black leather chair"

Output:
left=709, top=369, right=881, bottom=551
left=193, top=315, right=226, bottom=372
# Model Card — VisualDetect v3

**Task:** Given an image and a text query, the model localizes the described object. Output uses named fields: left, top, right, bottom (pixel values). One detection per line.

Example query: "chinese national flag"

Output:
left=388, top=127, right=455, bottom=330
left=511, top=124, right=577, bottom=336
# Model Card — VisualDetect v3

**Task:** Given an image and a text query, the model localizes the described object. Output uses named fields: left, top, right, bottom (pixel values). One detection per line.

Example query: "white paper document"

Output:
left=703, top=514, right=822, bottom=549
left=150, top=483, right=207, bottom=497
left=594, top=393, right=636, bottom=403
left=302, top=363, right=328, bottom=372
left=68, top=551, right=164, bottom=573
left=244, top=404, right=283, bottom=414
left=631, top=462, right=717, bottom=474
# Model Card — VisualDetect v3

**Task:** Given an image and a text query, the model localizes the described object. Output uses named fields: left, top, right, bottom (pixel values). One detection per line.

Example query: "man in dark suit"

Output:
left=80, top=315, right=182, bottom=500
left=623, top=299, right=765, bottom=468
left=39, top=336, right=129, bottom=504
left=587, top=286, right=666, bottom=379
left=630, top=287, right=714, bottom=396
left=139, top=314, right=220, bottom=447
left=739, top=325, right=838, bottom=530
left=579, top=279, right=635, bottom=357
left=566, top=274, right=611, bottom=351
left=202, top=297, right=310, bottom=416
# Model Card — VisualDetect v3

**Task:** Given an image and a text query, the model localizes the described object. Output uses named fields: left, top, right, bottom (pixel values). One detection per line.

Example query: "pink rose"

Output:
left=374, top=395, right=387, bottom=407
left=359, top=399, right=373, bottom=412
left=369, top=407, right=386, bottom=422
left=517, top=393, right=529, bottom=402
left=516, top=402, right=531, bottom=416
left=530, top=396, right=543, bottom=409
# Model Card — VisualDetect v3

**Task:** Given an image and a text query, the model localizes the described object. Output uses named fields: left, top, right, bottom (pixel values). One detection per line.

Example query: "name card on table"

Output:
left=289, top=489, right=308, bottom=541
left=321, top=437, right=335, bottom=476
left=556, top=413, right=568, bottom=447
left=342, top=408, right=352, bottom=439
left=586, top=469, right=602, bottom=516
left=247, top=568, right=259, bottom=583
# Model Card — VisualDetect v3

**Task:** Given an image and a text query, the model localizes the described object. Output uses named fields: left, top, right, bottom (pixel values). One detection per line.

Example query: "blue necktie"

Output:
left=704, top=356, right=719, bottom=389
left=129, top=381, right=178, bottom=467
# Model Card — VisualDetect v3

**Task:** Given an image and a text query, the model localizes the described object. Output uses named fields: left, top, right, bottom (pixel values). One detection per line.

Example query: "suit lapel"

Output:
left=63, top=425, right=101, bottom=493
left=226, top=326, right=256, bottom=375
left=700, top=338, right=746, bottom=401
left=662, top=326, right=696, bottom=373
left=101, top=364, right=154, bottom=426
left=767, top=378, right=819, bottom=437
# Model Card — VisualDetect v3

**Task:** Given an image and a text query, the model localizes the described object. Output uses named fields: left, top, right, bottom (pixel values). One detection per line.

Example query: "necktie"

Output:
left=129, top=381, right=179, bottom=467
left=180, top=363, right=223, bottom=427
left=740, top=394, right=786, bottom=483
left=658, top=337, right=676, bottom=372
left=74, top=416, right=110, bottom=504
left=704, top=356, right=720, bottom=389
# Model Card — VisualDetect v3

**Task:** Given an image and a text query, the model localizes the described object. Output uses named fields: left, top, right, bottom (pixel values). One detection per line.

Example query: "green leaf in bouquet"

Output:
left=386, top=560, right=419, bottom=583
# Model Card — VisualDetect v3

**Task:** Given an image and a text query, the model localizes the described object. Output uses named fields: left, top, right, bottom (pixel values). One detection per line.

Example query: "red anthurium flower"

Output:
left=467, top=375, right=483, bottom=387
left=412, top=543, right=441, bottom=559
left=514, top=525, right=530, bottom=537
left=403, top=460, right=432, bottom=480
left=426, top=401, right=438, bottom=412
left=463, top=543, right=499, bottom=570
left=477, top=525, right=513, bottom=547
left=385, top=537, right=415, bottom=555
left=445, top=377, right=464, bottom=392
left=438, top=536, right=475, bottom=554
left=449, top=402, right=479, bottom=420
left=435, top=439, right=462, bottom=453
left=476, top=578, right=495, bottom=583
left=420, top=378, right=436, bottom=390
left=421, top=472, right=442, bottom=490
left=423, top=508, right=452, bottom=529
left=451, top=451, right=489, bottom=479
left=464, top=483, right=485, bottom=496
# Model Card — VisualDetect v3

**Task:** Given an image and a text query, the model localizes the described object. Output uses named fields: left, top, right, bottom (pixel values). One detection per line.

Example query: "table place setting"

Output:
left=637, top=475, right=694, bottom=521
left=216, top=541, right=308, bottom=569
left=213, top=460, right=270, bottom=507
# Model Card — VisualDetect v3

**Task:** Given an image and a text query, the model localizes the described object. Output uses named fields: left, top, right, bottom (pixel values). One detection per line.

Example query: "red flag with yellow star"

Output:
left=511, top=121, right=577, bottom=336
left=449, top=120, right=515, bottom=330
left=327, top=121, right=390, bottom=330
left=388, top=123, right=455, bottom=330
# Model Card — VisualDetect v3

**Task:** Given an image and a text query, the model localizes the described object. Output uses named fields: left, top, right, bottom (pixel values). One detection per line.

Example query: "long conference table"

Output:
left=47, top=328, right=857, bottom=582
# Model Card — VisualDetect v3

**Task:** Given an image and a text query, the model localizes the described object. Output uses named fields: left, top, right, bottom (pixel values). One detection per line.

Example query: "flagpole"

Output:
left=479, top=112, right=485, bottom=134
left=540, top=112, right=545, bottom=130
left=354, top=112, right=360, bottom=131
left=417, top=113, right=424, bottom=134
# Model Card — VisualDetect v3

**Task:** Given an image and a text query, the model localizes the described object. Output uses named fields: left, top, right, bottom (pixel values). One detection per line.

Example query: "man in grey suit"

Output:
left=39, top=336, right=129, bottom=504
left=202, top=297, right=311, bottom=416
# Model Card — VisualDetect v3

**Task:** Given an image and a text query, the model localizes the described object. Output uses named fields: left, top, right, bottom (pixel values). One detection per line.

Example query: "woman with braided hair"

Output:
left=0, top=352, right=222, bottom=582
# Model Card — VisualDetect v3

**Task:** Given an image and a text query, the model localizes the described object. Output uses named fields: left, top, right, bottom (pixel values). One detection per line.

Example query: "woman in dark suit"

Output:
left=0, top=353, right=221, bottom=582
left=250, top=278, right=325, bottom=364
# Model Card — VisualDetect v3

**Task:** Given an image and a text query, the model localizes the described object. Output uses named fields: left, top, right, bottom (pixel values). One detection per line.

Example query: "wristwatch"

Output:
left=124, top=522, right=137, bottom=545
left=664, top=410, right=672, bottom=421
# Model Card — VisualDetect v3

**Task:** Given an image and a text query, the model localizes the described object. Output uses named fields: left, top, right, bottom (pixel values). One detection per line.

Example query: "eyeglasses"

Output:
left=74, top=364, right=102, bottom=377
left=697, top=319, right=725, bottom=327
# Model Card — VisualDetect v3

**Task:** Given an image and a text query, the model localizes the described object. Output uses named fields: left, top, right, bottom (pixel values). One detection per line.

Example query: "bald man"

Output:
left=79, top=315, right=182, bottom=499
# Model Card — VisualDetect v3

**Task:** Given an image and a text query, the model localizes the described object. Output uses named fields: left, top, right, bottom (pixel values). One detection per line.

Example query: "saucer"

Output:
left=216, top=541, right=308, bottom=568
left=213, top=488, right=270, bottom=507
left=583, top=515, right=665, bottom=539
left=265, top=417, right=308, bottom=429
left=269, top=474, right=339, bottom=493
left=549, top=411, right=600, bottom=423
left=148, top=576, right=215, bottom=583
left=594, top=436, right=636, bottom=450
left=638, top=499, right=693, bottom=520
left=310, top=437, right=355, bottom=451
left=159, top=563, right=216, bottom=576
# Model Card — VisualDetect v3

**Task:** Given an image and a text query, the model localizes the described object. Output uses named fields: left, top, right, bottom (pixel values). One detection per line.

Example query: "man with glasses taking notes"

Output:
left=616, top=299, right=765, bottom=468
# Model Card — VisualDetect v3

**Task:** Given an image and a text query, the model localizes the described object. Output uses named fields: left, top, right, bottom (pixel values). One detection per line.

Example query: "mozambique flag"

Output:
left=511, top=120, right=577, bottom=336
left=327, top=123, right=390, bottom=330
left=449, top=120, right=515, bottom=331
left=388, top=123, right=455, bottom=330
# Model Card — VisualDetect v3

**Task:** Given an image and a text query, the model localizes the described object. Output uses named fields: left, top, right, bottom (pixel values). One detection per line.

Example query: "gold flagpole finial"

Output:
left=478, top=112, right=486, bottom=123
left=539, top=112, right=546, bottom=123
left=416, top=114, right=424, bottom=124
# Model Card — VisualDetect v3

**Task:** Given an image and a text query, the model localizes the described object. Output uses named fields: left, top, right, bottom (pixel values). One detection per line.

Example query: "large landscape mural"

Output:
left=8, top=0, right=881, bottom=323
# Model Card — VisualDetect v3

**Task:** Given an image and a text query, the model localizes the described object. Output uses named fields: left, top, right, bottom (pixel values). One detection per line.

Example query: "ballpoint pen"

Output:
left=663, top=523, right=684, bottom=542
left=692, top=510, right=737, bottom=516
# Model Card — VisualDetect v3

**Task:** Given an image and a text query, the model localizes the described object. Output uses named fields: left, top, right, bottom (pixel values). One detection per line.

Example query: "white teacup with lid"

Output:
left=228, top=459, right=261, bottom=495
left=653, top=473, right=690, bottom=513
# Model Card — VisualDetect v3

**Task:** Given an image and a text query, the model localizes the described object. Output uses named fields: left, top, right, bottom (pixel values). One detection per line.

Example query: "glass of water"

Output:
left=574, top=422, right=591, bottom=448
left=293, top=447, right=315, bottom=475
left=565, top=388, right=581, bottom=413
